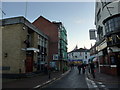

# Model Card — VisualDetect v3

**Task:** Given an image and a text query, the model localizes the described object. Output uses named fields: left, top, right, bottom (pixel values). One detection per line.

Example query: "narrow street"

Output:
left=42, top=67, right=88, bottom=88
left=40, top=67, right=120, bottom=90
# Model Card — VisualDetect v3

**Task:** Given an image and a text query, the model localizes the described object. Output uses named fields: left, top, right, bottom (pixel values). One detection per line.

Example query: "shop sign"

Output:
left=53, top=54, right=58, bottom=60
left=97, top=40, right=107, bottom=51
left=110, top=47, right=120, bottom=52
left=89, top=29, right=96, bottom=40
left=98, top=51, right=103, bottom=56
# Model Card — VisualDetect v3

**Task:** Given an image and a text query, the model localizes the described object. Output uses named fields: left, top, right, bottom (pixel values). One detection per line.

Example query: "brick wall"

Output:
left=33, top=16, right=59, bottom=63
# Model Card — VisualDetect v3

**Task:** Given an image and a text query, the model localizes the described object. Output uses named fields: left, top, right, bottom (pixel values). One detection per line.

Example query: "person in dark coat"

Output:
left=77, top=64, right=82, bottom=74
left=90, top=62, right=95, bottom=78
left=81, top=63, right=86, bottom=74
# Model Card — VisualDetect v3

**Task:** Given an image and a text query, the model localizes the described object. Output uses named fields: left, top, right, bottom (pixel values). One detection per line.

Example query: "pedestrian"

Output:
left=88, top=63, right=91, bottom=73
left=90, top=62, right=95, bottom=78
left=44, top=63, right=48, bottom=74
left=47, top=65, right=51, bottom=79
left=70, top=63, right=74, bottom=70
left=81, top=63, right=85, bottom=74
left=77, top=64, right=82, bottom=74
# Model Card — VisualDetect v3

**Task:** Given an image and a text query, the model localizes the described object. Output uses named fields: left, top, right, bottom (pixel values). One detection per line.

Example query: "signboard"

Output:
left=97, top=40, right=107, bottom=51
left=69, top=59, right=83, bottom=61
left=53, top=54, right=58, bottom=60
left=89, top=29, right=96, bottom=40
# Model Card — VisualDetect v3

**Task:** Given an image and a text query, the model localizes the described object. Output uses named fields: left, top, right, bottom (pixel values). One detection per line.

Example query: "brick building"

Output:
left=33, top=16, right=68, bottom=71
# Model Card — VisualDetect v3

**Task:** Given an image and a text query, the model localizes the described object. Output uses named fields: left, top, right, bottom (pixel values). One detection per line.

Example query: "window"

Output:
left=104, top=16, right=120, bottom=34
left=110, top=56, right=116, bottom=65
left=97, top=26, right=103, bottom=40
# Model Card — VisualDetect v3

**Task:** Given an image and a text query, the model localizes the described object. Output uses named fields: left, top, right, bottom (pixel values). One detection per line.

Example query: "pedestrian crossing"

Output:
left=86, top=77, right=109, bottom=90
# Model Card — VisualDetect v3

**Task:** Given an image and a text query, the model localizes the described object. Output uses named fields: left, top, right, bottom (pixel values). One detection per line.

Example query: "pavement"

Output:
left=86, top=68, right=120, bottom=83
left=2, top=69, right=71, bottom=89
left=86, top=67, right=120, bottom=89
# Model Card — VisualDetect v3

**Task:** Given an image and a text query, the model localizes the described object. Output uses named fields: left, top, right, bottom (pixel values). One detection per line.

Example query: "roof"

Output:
left=68, top=48, right=90, bottom=53
left=0, top=16, right=48, bottom=39
left=33, top=16, right=52, bottom=24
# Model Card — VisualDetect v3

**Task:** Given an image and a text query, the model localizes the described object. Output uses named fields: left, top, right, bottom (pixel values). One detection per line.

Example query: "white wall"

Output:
left=68, top=51, right=90, bottom=64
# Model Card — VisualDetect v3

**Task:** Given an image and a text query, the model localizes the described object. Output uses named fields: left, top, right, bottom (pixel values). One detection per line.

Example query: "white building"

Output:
left=95, top=0, right=120, bottom=75
left=68, top=48, right=90, bottom=65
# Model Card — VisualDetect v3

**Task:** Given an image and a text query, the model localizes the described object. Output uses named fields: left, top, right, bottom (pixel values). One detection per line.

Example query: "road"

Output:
left=41, top=67, right=97, bottom=89
left=3, top=66, right=119, bottom=90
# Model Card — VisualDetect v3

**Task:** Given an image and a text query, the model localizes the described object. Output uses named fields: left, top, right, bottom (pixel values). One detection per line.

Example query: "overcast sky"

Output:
left=2, top=2, right=96, bottom=52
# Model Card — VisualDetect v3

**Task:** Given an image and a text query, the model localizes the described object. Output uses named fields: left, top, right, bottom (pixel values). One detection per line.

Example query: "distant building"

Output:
left=68, top=48, right=90, bottom=65
left=1, top=16, right=48, bottom=77
left=95, top=1, right=120, bottom=75
left=33, top=16, right=68, bottom=71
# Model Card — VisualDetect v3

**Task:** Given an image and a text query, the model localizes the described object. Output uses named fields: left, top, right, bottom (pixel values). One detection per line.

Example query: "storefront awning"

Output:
left=21, top=48, right=39, bottom=52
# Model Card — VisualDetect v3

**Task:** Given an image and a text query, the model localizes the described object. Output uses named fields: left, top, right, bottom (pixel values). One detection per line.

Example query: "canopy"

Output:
left=89, top=56, right=95, bottom=60
left=88, top=56, right=96, bottom=63
left=92, top=57, right=98, bottom=62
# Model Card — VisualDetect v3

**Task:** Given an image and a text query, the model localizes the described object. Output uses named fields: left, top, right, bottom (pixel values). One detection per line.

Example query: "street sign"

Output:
left=89, top=29, right=96, bottom=40
left=53, top=54, right=58, bottom=60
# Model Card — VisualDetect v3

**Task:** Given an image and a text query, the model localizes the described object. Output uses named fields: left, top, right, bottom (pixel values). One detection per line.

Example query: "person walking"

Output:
left=77, top=64, right=82, bottom=74
left=90, top=62, right=95, bottom=78
left=81, top=63, right=86, bottom=74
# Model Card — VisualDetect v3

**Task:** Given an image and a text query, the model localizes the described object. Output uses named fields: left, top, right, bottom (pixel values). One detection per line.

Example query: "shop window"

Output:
left=110, top=56, right=116, bottom=65
left=75, top=56, right=77, bottom=58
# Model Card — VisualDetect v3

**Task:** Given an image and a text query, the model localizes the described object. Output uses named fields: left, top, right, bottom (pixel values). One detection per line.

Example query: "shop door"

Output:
left=25, top=56, right=33, bottom=73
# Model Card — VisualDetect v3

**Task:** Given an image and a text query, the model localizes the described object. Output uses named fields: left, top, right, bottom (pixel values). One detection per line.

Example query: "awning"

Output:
left=89, top=56, right=95, bottom=60
left=92, top=57, right=98, bottom=62
left=21, top=48, right=39, bottom=52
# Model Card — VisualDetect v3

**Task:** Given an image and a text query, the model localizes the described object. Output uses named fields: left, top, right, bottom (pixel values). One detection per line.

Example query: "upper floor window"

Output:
left=97, top=26, right=103, bottom=40
left=104, top=15, right=120, bottom=34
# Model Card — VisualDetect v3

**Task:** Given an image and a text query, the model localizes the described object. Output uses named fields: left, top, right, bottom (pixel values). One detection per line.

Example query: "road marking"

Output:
left=98, top=82, right=102, bottom=84
left=93, top=85, right=98, bottom=88
left=101, top=85, right=106, bottom=87
left=34, top=85, right=41, bottom=88
left=86, top=77, right=99, bottom=89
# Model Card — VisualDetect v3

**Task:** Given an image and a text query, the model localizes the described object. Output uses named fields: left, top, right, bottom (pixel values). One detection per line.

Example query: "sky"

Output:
left=1, top=2, right=96, bottom=52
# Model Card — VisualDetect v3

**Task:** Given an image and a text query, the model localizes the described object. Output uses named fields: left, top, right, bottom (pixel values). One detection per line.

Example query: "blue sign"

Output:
left=69, top=59, right=83, bottom=61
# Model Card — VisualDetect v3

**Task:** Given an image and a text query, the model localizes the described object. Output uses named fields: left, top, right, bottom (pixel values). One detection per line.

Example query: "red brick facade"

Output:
left=33, top=16, right=59, bottom=63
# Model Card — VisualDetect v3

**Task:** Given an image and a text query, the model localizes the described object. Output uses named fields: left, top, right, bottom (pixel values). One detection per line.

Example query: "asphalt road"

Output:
left=42, top=67, right=89, bottom=89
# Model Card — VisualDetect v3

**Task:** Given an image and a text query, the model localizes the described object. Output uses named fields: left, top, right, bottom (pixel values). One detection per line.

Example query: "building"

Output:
left=1, top=16, right=48, bottom=77
left=33, top=16, right=68, bottom=71
left=53, top=22, right=68, bottom=71
left=68, top=48, right=90, bottom=65
left=95, top=0, right=120, bottom=75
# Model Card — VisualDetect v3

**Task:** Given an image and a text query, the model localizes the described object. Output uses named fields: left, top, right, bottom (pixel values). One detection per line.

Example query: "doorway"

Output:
left=25, top=51, right=33, bottom=73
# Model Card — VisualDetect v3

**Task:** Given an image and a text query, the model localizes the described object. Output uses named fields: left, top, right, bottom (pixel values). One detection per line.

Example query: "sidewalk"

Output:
left=2, top=70, right=70, bottom=89
left=86, top=68, right=120, bottom=84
